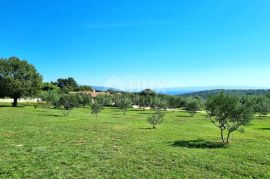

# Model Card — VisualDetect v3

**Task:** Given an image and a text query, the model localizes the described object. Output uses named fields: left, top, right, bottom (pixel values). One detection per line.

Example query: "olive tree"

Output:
left=95, top=95, right=113, bottom=106
left=139, top=95, right=156, bottom=110
left=56, top=94, right=79, bottom=116
left=185, top=97, right=202, bottom=116
left=91, top=101, right=104, bottom=119
left=254, top=96, right=270, bottom=117
left=40, top=89, right=60, bottom=108
left=119, top=97, right=132, bottom=115
left=139, top=89, right=156, bottom=109
left=76, top=94, right=92, bottom=107
left=206, top=93, right=254, bottom=144
left=0, top=57, right=43, bottom=107
left=166, top=96, right=185, bottom=109
left=152, top=97, right=169, bottom=110
left=157, top=98, right=169, bottom=110
left=147, top=110, right=165, bottom=129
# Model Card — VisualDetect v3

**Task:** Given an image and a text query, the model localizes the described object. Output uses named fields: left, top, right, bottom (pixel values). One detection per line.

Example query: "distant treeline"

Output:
left=180, top=89, right=270, bottom=98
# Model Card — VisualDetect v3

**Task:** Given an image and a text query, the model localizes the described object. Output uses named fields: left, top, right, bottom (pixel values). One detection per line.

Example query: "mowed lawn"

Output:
left=0, top=104, right=270, bottom=178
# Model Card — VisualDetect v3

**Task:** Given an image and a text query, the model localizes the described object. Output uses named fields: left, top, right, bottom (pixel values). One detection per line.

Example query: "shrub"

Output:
left=91, top=101, right=104, bottom=119
left=40, top=90, right=60, bottom=108
left=185, top=97, right=202, bottom=116
left=56, top=94, right=79, bottom=116
left=147, top=110, right=165, bottom=129
left=119, top=97, right=132, bottom=115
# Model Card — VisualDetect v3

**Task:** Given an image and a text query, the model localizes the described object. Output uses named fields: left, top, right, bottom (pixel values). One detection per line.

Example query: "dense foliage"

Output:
left=253, top=96, right=270, bottom=116
left=54, top=77, right=79, bottom=93
left=119, top=97, right=132, bottom=115
left=0, top=57, right=43, bottom=106
left=185, top=97, right=203, bottom=116
left=40, top=89, right=60, bottom=108
left=76, top=93, right=93, bottom=107
left=75, top=85, right=93, bottom=92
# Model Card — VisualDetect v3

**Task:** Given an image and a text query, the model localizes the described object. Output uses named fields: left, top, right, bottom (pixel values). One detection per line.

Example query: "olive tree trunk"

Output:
left=226, top=132, right=231, bottom=144
left=220, top=129, right=225, bottom=143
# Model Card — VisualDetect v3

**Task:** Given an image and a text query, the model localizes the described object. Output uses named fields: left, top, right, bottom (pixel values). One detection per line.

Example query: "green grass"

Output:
left=0, top=104, right=270, bottom=178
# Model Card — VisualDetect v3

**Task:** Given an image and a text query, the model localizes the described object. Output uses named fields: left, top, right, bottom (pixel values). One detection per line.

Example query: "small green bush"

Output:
left=91, top=101, right=104, bottom=119
left=56, top=94, right=79, bottom=116
left=40, top=90, right=60, bottom=108
left=147, top=110, right=165, bottom=129
left=185, top=97, right=202, bottom=116
left=119, top=97, right=132, bottom=115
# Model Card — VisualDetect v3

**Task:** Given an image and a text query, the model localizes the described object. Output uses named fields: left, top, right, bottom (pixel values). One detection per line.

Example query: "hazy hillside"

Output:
left=179, top=89, right=270, bottom=98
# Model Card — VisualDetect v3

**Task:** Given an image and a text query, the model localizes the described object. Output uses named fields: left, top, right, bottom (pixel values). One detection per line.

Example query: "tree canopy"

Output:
left=75, top=85, right=93, bottom=92
left=0, top=57, right=43, bottom=106
left=206, top=93, right=254, bottom=143
left=185, top=97, right=202, bottom=116
left=119, top=97, right=132, bottom=115
left=140, top=89, right=156, bottom=96
left=54, top=77, right=78, bottom=93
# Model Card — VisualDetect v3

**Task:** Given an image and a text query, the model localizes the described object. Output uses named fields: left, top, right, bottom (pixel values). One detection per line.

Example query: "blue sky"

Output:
left=1, top=0, right=270, bottom=90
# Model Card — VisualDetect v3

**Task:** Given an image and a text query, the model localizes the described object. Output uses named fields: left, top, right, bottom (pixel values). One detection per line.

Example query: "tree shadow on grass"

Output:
left=0, top=104, right=25, bottom=108
left=139, top=127, right=154, bottom=130
left=176, top=115, right=193, bottom=118
left=137, top=112, right=152, bottom=115
left=112, top=113, right=124, bottom=116
left=170, top=139, right=226, bottom=149
left=257, top=128, right=270, bottom=131
left=37, top=113, right=63, bottom=118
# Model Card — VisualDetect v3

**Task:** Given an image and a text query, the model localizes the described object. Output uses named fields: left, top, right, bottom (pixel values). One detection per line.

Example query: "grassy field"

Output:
left=0, top=104, right=270, bottom=178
